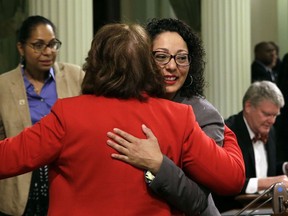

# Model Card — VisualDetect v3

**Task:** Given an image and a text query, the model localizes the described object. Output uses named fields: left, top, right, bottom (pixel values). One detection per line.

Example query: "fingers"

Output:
left=107, top=131, right=130, bottom=147
left=141, top=124, right=152, bottom=139
left=142, top=124, right=157, bottom=141
left=108, top=125, right=153, bottom=142
left=107, top=138, right=127, bottom=154
left=110, top=153, right=129, bottom=162
left=106, top=136, right=131, bottom=163
left=112, top=128, right=136, bottom=143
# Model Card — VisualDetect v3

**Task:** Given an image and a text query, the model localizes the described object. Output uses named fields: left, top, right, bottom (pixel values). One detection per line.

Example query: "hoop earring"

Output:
left=183, top=74, right=193, bottom=87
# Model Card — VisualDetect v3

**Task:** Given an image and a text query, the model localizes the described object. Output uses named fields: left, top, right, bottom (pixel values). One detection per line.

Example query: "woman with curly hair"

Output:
left=146, top=18, right=224, bottom=146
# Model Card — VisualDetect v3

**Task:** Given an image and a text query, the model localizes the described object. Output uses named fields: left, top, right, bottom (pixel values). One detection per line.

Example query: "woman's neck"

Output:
left=24, top=68, right=49, bottom=82
left=165, top=92, right=177, bottom=100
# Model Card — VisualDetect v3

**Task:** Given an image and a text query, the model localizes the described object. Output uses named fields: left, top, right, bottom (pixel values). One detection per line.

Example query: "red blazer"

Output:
left=0, top=95, right=244, bottom=216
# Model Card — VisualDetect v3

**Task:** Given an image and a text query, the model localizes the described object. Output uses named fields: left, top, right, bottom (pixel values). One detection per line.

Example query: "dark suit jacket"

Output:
left=150, top=95, right=225, bottom=215
left=251, top=60, right=277, bottom=83
left=225, top=111, right=277, bottom=190
left=0, top=95, right=244, bottom=216
left=214, top=111, right=277, bottom=212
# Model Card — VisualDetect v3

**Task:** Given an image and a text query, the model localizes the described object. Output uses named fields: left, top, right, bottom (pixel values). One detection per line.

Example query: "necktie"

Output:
left=252, top=133, right=268, bottom=144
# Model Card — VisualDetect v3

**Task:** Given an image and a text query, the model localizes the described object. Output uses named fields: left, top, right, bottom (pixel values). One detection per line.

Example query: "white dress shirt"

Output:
left=243, top=117, right=268, bottom=194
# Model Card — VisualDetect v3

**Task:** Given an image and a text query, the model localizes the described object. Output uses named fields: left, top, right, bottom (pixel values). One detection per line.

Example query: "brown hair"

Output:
left=82, top=23, right=165, bottom=101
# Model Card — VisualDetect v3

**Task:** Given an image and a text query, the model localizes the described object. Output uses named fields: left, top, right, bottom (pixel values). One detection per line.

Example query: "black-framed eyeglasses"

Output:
left=153, top=51, right=191, bottom=67
left=25, top=39, right=62, bottom=53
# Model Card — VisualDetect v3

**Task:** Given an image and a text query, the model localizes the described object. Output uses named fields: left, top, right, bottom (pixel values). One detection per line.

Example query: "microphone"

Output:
left=234, top=182, right=288, bottom=216
left=272, top=182, right=288, bottom=214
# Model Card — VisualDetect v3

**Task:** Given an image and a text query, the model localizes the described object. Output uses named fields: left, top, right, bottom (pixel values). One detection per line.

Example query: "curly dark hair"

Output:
left=82, top=23, right=165, bottom=101
left=146, top=18, right=206, bottom=97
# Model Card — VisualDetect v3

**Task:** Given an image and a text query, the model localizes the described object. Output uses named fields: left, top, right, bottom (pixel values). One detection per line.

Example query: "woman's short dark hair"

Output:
left=146, top=18, right=205, bottom=97
left=82, top=23, right=165, bottom=101
left=18, top=15, right=56, bottom=43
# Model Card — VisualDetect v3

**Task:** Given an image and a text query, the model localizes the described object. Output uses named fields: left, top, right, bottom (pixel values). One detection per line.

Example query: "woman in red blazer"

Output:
left=0, top=23, right=244, bottom=216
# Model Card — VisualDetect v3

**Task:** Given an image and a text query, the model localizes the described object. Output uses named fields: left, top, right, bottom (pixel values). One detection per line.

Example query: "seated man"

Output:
left=214, top=80, right=288, bottom=212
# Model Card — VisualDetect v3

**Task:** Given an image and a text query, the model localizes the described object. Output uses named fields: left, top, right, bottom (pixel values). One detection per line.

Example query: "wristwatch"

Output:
left=144, top=170, right=155, bottom=184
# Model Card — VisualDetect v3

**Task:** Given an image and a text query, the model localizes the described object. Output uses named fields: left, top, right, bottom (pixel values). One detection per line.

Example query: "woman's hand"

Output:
left=106, top=124, right=163, bottom=174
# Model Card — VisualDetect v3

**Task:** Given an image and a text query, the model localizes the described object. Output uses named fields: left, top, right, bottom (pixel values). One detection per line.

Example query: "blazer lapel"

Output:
left=8, top=66, right=32, bottom=126
left=54, top=62, right=70, bottom=99
left=237, top=113, right=257, bottom=175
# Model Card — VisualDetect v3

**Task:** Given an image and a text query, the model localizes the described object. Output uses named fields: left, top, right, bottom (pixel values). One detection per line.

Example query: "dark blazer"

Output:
left=150, top=95, right=225, bottom=216
left=251, top=60, right=277, bottom=83
left=214, top=111, right=277, bottom=212
left=0, top=95, right=245, bottom=216
left=151, top=156, right=210, bottom=215
left=225, top=111, right=277, bottom=188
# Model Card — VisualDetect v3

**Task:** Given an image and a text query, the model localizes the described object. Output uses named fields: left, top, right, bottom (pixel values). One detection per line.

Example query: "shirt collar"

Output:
left=22, top=67, right=56, bottom=86
left=49, top=67, right=56, bottom=80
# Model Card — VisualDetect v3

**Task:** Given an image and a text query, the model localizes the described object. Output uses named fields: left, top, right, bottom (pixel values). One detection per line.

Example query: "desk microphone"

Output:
left=234, top=182, right=288, bottom=216
left=272, top=182, right=288, bottom=214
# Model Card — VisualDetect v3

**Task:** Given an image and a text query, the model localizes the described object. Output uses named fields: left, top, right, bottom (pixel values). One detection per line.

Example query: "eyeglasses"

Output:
left=153, top=51, right=191, bottom=67
left=25, top=39, right=62, bottom=53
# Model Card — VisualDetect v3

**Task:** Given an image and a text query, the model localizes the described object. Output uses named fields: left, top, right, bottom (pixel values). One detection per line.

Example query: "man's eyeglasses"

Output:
left=153, top=51, right=191, bottom=67
left=25, top=39, right=62, bottom=53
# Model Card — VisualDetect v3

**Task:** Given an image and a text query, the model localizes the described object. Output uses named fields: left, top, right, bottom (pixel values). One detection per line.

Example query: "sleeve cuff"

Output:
left=245, top=178, right=258, bottom=194
left=282, top=162, right=288, bottom=175
left=149, top=155, right=181, bottom=193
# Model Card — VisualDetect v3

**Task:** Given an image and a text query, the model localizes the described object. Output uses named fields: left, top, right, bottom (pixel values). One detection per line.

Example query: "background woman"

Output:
left=0, top=15, right=84, bottom=215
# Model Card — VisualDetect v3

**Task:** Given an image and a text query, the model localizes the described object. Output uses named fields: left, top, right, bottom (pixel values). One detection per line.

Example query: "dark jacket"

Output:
left=214, top=111, right=277, bottom=213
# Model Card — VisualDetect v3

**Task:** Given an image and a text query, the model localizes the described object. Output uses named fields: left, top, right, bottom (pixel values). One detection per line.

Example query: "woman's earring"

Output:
left=20, top=56, right=25, bottom=68
left=183, top=74, right=193, bottom=87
